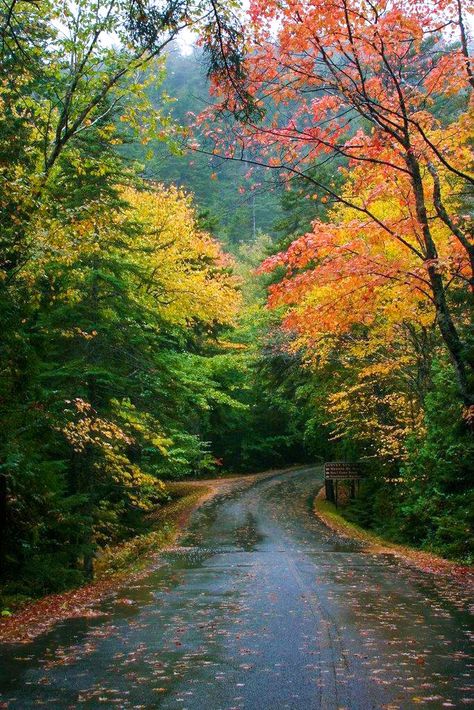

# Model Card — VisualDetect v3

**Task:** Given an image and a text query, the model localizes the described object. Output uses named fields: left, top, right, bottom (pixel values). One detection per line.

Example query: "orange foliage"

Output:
left=201, top=0, right=474, bottom=406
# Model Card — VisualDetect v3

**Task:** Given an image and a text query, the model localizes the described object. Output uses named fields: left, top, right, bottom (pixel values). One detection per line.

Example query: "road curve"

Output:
left=0, top=467, right=472, bottom=709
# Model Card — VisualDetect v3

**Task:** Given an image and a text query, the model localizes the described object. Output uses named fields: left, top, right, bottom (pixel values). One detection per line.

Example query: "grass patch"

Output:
left=314, top=493, right=380, bottom=545
left=314, top=488, right=473, bottom=582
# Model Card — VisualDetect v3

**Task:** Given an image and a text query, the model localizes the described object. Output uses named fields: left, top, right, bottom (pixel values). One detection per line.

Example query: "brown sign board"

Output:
left=324, top=461, right=364, bottom=481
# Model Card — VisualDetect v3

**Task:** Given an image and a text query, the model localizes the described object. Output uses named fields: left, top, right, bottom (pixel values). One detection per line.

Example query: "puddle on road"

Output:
left=234, top=513, right=265, bottom=551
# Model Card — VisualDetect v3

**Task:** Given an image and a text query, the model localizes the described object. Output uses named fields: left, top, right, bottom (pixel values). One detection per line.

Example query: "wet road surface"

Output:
left=0, top=467, right=472, bottom=709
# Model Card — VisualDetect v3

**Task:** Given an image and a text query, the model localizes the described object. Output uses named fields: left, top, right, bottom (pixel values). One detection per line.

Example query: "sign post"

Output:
left=324, top=461, right=364, bottom=507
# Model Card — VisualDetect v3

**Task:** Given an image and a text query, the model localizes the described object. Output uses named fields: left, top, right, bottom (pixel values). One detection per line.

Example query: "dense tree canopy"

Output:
left=0, top=1, right=310, bottom=602
left=0, top=0, right=473, bottom=609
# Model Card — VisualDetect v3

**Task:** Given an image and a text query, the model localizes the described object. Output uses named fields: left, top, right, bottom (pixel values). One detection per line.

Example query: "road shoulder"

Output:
left=314, top=487, right=474, bottom=589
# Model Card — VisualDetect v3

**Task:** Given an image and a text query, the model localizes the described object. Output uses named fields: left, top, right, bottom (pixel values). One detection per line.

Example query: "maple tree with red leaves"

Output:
left=198, top=0, right=474, bottom=408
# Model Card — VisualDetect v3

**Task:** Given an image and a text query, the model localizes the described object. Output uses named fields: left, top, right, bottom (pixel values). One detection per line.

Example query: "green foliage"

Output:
left=125, top=46, right=284, bottom=249
left=397, top=363, right=474, bottom=561
left=273, top=163, right=344, bottom=244
left=343, top=362, right=474, bottom=562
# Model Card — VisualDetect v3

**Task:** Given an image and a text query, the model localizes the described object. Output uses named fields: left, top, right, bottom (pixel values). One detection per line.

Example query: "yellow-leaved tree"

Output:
left=18, top=181, right=241, bottom=578
left=121, top=185, right=239, bottom=328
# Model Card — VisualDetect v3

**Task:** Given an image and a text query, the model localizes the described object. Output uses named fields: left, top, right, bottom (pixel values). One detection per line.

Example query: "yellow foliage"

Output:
left=120, top=184, right=241, bottom=328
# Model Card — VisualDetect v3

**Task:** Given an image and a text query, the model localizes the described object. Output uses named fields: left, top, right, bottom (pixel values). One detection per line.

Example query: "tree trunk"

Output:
left=80, top=260, right=100, bottom=580
left=0, top=471, right=7, bottom=576
left=407, top=154, right=473, bottom=406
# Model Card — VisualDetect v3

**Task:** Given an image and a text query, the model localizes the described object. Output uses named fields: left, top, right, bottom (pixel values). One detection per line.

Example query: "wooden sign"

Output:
left=324, top=461, right=364, bottom=481
left=324, top=461, right=364, bottom=507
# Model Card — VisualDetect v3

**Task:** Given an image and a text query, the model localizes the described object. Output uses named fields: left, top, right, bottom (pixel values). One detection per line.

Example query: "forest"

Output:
left=0, top=0, right=473, bottom=612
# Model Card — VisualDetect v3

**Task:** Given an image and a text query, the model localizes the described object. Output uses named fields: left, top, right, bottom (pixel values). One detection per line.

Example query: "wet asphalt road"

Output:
left=0, top=467, right=472, bottom=709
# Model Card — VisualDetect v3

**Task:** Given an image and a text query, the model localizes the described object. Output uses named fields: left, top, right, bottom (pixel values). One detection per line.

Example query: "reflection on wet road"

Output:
left=0, top=467, right=472, bottom=709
